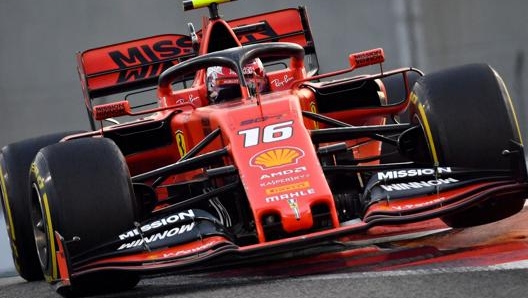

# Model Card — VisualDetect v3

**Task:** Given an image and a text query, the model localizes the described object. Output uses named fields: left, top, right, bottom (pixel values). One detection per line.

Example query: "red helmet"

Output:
left=206, top=59, right=267, bottom=103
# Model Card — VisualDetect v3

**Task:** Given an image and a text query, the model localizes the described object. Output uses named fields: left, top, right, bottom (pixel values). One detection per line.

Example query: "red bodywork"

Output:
left=49, top=4, right=527, bottom=290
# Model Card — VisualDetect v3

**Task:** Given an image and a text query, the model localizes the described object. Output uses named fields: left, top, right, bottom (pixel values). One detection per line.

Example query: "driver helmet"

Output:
left=206, top=59, right=268, bottom=103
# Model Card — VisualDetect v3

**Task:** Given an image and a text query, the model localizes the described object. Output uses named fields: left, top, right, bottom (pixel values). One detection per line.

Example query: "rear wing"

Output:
left=77, top=7, right=318, bottom=102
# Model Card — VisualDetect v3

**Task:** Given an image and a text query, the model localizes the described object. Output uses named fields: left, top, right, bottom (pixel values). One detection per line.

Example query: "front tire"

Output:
left=29, top=137, right=140, bottom=293
left=0, top=131, right=82, bottom=281
left=410, top=64, right=526, bottom=227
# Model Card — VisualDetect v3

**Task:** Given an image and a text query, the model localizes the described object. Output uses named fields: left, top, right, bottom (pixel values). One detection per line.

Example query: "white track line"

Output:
left=296, top=260, right=528, bottom=281
left=0, top=275, right=23, bottom=287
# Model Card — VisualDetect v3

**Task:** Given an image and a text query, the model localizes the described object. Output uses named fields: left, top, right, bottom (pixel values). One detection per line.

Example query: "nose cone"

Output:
left=264, top=189, right=317, bottom=233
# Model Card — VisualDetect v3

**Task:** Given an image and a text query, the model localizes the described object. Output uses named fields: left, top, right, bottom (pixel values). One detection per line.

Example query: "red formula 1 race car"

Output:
left=1, top=0, right=527, bottom=296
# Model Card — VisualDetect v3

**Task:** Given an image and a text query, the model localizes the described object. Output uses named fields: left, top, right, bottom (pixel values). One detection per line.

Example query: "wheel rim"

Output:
left=30, top=183, right=49, bottom=271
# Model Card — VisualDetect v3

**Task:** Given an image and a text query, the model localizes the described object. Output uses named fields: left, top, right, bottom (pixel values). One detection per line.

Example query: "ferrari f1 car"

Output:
left=1, top=0, right=527, bottom=295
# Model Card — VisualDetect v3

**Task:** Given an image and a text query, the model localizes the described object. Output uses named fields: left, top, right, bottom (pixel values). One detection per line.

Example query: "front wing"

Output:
left=51, top=176, right=528, bottom=290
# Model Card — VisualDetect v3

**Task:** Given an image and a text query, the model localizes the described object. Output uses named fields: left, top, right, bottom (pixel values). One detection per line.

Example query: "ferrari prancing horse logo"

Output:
left=175, top=130, right=187, bottom=157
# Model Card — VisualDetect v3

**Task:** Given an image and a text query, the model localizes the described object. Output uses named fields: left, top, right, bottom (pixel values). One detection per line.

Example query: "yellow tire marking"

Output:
left=411, top=92, right=439, bottom=164
left=0, top=166, right=16, bottom=241
left=42, top=193, right=57, bottom=281
left=494, top=71, right=523, bottom=144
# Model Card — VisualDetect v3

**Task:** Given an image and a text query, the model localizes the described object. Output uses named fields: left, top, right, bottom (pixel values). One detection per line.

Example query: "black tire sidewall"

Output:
left=0, top=131, right=83, bottom=281
left=30, top=137, right=138, bottom=282
left=29, top=154, right=60, bottom=281
left=411, top=63, right=520, bottom=170
left=410, top=64, right=525, bottom=227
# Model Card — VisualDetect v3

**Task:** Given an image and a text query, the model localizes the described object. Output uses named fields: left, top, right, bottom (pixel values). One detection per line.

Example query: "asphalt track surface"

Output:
left=1, top=267, right=528, bottom=298
left=2, top=207, right=528, bottom=298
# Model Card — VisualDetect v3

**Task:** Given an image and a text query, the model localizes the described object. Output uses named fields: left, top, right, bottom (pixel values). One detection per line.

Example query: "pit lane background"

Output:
left=0, top=0, right=527, bottom=275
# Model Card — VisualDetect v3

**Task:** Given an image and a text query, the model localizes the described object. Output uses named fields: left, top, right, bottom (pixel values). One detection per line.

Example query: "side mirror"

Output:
left=93, top=100, right=196, bottom=122
left=349, top=48, right=385, bottom=69
left=93, top=101, right=131, bottom=121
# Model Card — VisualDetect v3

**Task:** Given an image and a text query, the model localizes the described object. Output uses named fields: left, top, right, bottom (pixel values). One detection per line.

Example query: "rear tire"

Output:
left=409, top=64, right=525, bottom=228
left=0, top=131, right=82, bottom=281
left=29, top=137, right=139, bottom=293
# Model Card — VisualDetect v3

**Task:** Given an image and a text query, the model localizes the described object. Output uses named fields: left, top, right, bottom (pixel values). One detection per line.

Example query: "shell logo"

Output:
left=250, top=147, right=305, bottom=169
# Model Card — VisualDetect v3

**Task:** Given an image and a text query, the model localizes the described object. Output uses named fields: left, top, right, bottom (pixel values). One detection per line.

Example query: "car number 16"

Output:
left=238, top=120, right=294, bottom=147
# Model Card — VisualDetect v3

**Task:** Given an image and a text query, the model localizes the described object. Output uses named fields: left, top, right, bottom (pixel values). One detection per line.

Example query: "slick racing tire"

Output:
left=409, top=63, right=525, bottom=228
left=29, top=137, right=140, bottom=293
left=0, top=131, right=83, bottom=281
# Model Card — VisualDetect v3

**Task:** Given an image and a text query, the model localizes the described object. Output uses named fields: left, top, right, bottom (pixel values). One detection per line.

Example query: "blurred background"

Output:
left=1, top=0, right=527, bottom=275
